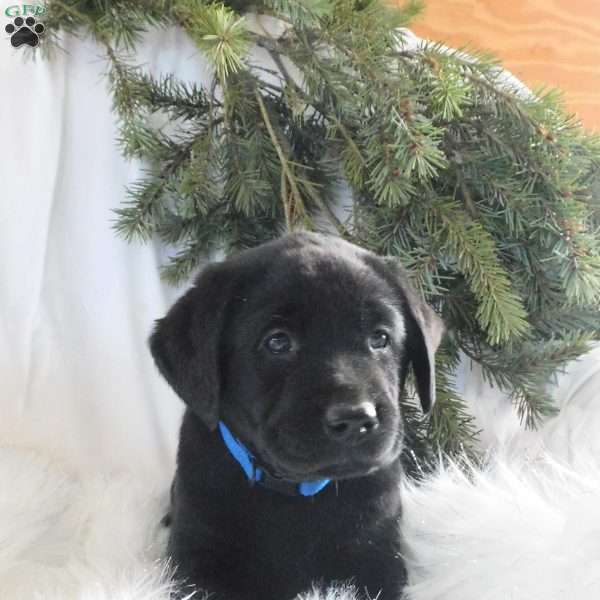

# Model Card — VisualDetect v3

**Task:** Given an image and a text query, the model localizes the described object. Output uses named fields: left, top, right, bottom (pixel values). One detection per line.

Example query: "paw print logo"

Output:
left=5, top=16, right=45, bottom=48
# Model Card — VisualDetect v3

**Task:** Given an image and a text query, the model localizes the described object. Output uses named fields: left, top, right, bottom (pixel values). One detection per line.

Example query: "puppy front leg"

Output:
left=169, top=545, right=250, bottom=600
left=171, top=563, right=248, bottom=600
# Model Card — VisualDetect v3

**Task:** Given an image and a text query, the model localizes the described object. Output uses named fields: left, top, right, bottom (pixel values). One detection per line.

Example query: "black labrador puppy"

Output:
left=150, top=232, right=443, bottom=600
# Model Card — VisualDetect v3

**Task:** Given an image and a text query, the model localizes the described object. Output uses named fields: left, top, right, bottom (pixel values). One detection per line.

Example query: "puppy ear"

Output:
left=149, top=263, right=231, bottom=430
left=371, top=256, right=444, bottom=413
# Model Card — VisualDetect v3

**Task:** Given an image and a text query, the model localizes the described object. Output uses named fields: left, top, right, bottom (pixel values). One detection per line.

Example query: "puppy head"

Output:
left=150, top=233, right=443, bottom=481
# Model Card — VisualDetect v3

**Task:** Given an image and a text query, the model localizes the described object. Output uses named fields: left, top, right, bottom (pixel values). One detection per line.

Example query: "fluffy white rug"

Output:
left=0, top=443, right=175, bottom=599
left=2, top=352, right=600, bottom=599
left=403, top=451, right=600, bottom=599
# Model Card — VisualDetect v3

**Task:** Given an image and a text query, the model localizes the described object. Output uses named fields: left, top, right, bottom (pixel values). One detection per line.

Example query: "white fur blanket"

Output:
left=0, top=348, right=600, bottom=600
left=2, top=351, right=600, bottom=599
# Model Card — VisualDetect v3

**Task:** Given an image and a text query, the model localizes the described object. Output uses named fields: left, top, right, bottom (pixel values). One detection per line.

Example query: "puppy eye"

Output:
left=369, top=330, right=389, bottom=350
left=264, top=332, right=293, bottom=354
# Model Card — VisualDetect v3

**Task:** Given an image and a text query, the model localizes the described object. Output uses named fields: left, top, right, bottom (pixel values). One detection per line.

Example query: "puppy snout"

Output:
left=323, top=402, right=379, bottom=443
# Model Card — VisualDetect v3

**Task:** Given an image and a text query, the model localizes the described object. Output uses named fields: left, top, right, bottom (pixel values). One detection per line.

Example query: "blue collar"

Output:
left=218, top=421, right=331, bottom=497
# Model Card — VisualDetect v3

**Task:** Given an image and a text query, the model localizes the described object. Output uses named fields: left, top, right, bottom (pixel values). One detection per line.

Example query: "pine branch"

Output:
left=426, top=199, right=530, bottom=345
left=41, top=0, right=600, bottom=464
left=255, top=87, right=308, bottom=229
left=176, top=2, right=250, bottom=82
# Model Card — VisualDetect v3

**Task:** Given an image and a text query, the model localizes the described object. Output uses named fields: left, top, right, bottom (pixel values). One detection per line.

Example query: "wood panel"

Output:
left=408, top=0, right=600, bottom=130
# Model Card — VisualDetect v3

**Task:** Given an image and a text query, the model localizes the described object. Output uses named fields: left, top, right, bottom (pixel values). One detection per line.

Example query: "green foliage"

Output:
left=177, top=2, right=250, bottom=82
left=42, top=0, right=600, bottom=462
left=424, top=199, right=530, bottom=345
left=263, top=0, right=334, bottom=24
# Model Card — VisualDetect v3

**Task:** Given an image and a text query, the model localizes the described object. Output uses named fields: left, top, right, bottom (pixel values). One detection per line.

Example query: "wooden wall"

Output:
left=409, top=0, right=600, bottom=130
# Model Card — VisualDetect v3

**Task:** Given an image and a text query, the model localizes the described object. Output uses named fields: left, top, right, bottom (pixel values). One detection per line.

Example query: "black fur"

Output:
left=150, top=232, right=443, bottom=600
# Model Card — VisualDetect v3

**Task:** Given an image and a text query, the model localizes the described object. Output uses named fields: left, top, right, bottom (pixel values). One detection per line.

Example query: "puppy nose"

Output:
left=323, top=402, right=379, bottom=442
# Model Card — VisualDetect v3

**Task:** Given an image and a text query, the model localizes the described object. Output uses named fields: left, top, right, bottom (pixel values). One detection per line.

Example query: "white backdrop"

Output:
left=0, top=28, right=206, bottom=484
left=1, top=24, right=599, bottom=491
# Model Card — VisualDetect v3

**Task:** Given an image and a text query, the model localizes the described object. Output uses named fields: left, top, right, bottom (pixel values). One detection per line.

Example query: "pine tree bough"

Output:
left=40, top=0, right=600, bottom=462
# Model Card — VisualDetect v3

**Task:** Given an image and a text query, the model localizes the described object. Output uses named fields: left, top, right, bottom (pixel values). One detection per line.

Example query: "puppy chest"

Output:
left=208, top=504, right=403, bottom=595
